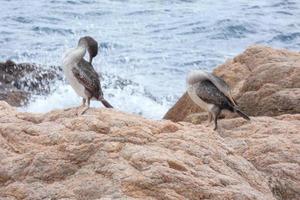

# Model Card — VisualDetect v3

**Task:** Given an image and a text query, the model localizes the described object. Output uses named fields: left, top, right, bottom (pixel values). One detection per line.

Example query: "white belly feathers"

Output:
left=62, top=49, right=87, bottom=99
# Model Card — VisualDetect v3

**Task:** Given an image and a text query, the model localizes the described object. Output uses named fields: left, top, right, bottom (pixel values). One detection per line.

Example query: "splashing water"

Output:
left=1, top=0, right=300, bottom=118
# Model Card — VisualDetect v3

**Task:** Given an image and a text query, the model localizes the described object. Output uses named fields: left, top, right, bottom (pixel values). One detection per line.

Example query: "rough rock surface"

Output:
left=219, top=115, right=300, bottom=200
left=0, top=101, right=299, bottom=200
left=164, top=45, right=300, bottom=122
left=0, top=60, right=62, bottom=106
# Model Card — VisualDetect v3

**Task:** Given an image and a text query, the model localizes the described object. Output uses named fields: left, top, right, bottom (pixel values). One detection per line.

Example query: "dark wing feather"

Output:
left=195, top=80, right=234, bottom=111
left=72, top=59, right=103, bottom=98
left=209, top=73, right=237, bottom=106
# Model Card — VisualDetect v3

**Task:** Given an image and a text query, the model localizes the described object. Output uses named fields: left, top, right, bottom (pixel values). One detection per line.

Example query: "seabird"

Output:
left=62, top=36, right=113, bottom=114
left=187, top=70, right=250, bottom=130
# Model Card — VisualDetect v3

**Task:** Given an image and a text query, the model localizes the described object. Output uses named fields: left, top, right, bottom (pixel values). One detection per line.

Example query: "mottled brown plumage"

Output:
left=187, top=70, right=249, bottom=130
left=62, top=36, right=113, bottom=115
left=72, top=59, right=103, bottom=100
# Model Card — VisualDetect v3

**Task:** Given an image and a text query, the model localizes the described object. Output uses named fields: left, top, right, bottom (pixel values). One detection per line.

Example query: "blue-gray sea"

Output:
left=1, top=0, right=300, bottom=118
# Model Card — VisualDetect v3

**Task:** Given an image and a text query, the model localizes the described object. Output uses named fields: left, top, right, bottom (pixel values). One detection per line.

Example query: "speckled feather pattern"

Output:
left=195, top=80, right=234, bottom=111
left=72, top=59, right=103, bottom=99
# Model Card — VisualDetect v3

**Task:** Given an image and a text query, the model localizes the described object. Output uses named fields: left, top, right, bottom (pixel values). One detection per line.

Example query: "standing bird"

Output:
left=62, top=36, right=113, bottom=115
left=187, top=70, right=250, bottom=130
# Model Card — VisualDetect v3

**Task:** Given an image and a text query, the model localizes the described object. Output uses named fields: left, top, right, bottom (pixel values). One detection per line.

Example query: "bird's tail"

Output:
left=234, top=107, right=250, bottom=120
left=99, top=97, right=113, bottom=108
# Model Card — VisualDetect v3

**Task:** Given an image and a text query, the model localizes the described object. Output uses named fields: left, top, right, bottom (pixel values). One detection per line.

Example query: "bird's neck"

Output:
left=187, top=71, right=208, bottom=85
left=64, top=46, right=87, bottom=65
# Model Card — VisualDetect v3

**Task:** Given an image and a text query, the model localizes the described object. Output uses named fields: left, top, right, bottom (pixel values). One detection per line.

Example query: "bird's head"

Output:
left=78, top=36, right=98, bottom=64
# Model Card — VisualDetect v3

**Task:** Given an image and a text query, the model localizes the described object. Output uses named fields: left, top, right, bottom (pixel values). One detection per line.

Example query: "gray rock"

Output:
left=0, top=60, right=62, bottom=106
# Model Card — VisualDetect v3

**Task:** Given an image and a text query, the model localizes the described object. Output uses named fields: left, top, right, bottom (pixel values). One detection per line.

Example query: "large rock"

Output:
left=164, top=45, right=300, bottom=122
left=0, top=60, right=62, bottom=106
left=0, top=101, right=299, bottom=199
left=163, top=92, right=203, bottom=123
left=219, top=115, right=300, bottom=200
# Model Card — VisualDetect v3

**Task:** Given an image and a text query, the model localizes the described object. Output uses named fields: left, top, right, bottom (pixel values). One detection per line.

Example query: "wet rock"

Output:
left=0, top=89, right=29, bottom=107
left=164, top=45, right=300, bottom=122
left=0, top=60, right=62, bottom=106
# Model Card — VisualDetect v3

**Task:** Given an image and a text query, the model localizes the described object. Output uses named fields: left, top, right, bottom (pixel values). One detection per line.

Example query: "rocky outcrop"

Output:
left=219, top=114, right=300, bottom=200
left=164, top=45, right=300, bottom=123
left=0, top=60, right=62, bottom=106
left=163, top=92, right=203, bottom=123
left=0, top=101, right=299, bottom=200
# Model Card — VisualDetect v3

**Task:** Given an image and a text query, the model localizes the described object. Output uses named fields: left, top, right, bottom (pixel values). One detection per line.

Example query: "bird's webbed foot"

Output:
left=77, top=106, right=89, bottom=115
left=212, top=107, right=221, bottom=131
left=63, top=107, right=72, bottom=111
left=213, top=125, right=218, bottom=131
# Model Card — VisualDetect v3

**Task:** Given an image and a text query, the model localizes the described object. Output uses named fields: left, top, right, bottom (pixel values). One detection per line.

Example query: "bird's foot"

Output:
left=203, top=119, right=213, bottom=127
left=204, top=122, right=211, bottom=128
left=76, top=106, right=89, bottom=116
left=63, top=107, right=72, bottom=111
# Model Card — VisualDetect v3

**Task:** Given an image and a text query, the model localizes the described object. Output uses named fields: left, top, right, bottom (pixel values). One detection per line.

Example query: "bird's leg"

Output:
left=208, top=112, right=213, bottom=123
left=78, top=98, right=90, bottom=115
left=212, top=107, right=221, bottom=130
left=64, top=99, right=85, bottom=112
left=81, top=98, right=86, bottom=107
left=203, top=112, right=213, bottom=127
left=75, top=98, right=86, bottom=114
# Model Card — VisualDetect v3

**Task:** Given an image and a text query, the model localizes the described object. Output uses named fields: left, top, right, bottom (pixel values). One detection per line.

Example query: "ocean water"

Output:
left=1, top=0, right=300, bottom=119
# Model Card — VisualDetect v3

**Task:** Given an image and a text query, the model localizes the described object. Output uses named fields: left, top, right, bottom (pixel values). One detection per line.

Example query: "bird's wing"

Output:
left=195, top=80, right=234, bottom=110
left=208, top=73, right=237, bottom=106
left=72, top=59, right=103, bottom=98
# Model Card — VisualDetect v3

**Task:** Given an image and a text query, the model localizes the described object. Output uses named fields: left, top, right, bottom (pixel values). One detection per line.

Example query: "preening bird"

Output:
left=62, top=36, right=113, bottom=114
left=187, top=70, right=250, bottom=130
